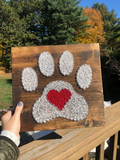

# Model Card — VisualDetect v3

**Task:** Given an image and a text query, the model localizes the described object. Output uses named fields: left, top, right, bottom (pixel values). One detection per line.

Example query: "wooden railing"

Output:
left=18, top=101, right=120, bottom=160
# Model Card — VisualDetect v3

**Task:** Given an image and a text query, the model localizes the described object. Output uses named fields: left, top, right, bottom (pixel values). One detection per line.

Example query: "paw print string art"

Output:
left=21, top=50, right=92, bottom=123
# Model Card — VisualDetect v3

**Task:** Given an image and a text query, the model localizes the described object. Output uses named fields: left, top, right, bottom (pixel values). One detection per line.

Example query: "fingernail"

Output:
left=18, top=102, right=22, bottom=106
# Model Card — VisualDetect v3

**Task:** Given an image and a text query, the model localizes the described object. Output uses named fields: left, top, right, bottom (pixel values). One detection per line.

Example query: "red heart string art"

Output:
left=47, top=89, right=72, bottom=110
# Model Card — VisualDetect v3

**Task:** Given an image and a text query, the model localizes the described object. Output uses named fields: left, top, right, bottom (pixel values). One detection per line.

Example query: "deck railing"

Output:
left=18, top=101, right=120, bottom=160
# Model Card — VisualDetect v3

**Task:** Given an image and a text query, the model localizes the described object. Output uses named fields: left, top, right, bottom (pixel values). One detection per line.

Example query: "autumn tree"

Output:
left=74, top=8, right=105, bottom=44
left=0, top=44, right=3, bottom=67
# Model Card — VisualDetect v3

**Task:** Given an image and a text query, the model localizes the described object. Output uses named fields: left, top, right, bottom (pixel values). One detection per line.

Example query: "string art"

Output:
left=21, top=50, right=92, bottom=123
left=32, top=81, right=89, bottom=123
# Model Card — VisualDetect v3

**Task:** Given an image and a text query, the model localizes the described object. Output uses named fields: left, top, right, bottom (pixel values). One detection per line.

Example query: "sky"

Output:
left=79, top=0, right=120, bottom=18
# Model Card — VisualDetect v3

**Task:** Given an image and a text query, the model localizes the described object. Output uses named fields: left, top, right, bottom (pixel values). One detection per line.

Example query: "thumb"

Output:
left=14, top=101, right=24, bottom=117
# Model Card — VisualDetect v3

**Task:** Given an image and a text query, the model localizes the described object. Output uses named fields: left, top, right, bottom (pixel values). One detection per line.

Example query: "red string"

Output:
left=47, top=89, right=72, bottom=110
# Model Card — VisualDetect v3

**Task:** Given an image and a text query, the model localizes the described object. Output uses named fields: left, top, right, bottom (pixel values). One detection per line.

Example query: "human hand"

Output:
left=1, top=102, right=24, bottom=139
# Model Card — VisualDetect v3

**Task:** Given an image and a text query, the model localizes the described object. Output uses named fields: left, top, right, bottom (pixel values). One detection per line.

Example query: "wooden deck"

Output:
left=18, top=101, right=120, bottom=160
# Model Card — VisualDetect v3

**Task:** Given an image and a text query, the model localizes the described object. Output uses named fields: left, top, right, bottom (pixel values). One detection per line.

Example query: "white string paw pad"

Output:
left=21, top=51, right=92, bottom=123
left=21, top=67, right=38, bottom=91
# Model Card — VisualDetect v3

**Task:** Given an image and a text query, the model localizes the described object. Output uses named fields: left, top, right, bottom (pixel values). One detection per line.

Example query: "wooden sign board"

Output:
left=11, top=44, right=105, bottom=132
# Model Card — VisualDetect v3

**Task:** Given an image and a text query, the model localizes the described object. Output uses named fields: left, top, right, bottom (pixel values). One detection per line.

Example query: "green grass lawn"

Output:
left=0, top=73, right=12, bottom=109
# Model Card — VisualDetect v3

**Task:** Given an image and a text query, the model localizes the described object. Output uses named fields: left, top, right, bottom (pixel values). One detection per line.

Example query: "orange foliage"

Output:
left=75, top=8, right=105, bottom=44
left=0, top=44, right=3, bottom=64
left=0, top=44, right=3, bottom=54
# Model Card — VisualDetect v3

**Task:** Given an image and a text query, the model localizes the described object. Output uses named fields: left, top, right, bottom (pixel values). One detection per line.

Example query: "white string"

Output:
left=38, top=51, right=54, bottom=77
left=21, top=67, right=38, bottom=91
left=32, top=81, right=88, bottom=123
left=21, top=51, right=92, bottom=124
left=59, top=50, right=74, bottom=75
left=77, top=64, right=92, bottom=89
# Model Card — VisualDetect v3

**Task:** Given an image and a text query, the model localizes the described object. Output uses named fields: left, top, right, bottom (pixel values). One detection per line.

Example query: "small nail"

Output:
left=18, top=102, right=22, bottom=106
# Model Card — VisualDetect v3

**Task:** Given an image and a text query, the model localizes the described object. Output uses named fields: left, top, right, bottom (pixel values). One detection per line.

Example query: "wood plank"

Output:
left=108, top=135, right=114, bottom=160
left=18, top=102, right=120, bottom=160
left=83, top=154, right=88, bottom=160
left=100, top=142, right=104, bottom=160
left=116, top=131, right=120, bottom=160
left=79, top=154, right=88, bottom=160
left=96, top=142, right=104, bottom=160
left=113, top=132, right=118, bottom=160
left=11, top=44, right=105, bottom=131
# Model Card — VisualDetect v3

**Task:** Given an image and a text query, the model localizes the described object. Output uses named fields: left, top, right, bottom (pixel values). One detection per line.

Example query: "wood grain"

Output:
left=108, top=135, right=114, bottom=160
left=96, top=142, right=104, bottom=160
left=18, top=101, right=120, bottom=160
left=113, top=132, right=118, bottom=160
left=108, top=132, right=118, bottom=160
left=83, top=154, right=88, bottom=160
left=11, top=43, right=105, bottom=131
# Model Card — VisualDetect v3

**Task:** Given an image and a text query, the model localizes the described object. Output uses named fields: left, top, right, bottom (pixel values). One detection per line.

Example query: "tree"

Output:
left=92, top=4, right=120, bottom=57
left=74, top=8, right=105, bottom=44
left=0, top=0, right=43, bottom=69
left=92, top=3, right=120, bottom=55
left=93, top=3, right=120, bottom=79
left=92, top=3, right=120, bottom=33
left=40, top=0, right=88, bottom=45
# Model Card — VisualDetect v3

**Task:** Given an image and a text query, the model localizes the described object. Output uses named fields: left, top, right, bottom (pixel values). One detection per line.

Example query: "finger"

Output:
left=1, top=110, right=12, bottom=123
left=14, top=101, right=24, bottom=118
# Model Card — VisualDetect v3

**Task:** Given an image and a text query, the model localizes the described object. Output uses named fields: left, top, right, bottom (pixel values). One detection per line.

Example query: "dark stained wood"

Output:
left=11, top=43, right=105, bottom=131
